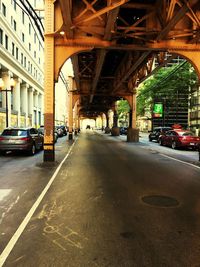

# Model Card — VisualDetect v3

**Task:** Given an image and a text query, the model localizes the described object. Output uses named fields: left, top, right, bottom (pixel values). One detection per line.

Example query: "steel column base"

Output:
left=111, top=126, right=120, bottom=136
left=43, top=149, right=55, bottom=162
left=127, top=128, right=139, bottom=142
left=104, top=127, right=110, bottom=134
left=68, top=133, right=73, bottom=140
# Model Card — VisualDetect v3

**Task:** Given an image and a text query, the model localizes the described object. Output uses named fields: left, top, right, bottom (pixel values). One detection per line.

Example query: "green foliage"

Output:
left=137, top=62, right=198, bottom=116
left=117, top=100, right=130, bottom=113
left=117, top=100, right=130, bottom=126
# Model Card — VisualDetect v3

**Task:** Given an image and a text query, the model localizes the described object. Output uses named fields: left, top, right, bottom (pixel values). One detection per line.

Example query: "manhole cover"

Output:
left=142, top=195, right=179, bottom=207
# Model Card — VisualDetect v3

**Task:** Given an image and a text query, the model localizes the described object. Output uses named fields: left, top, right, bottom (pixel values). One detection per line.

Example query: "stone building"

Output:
left=0, top=0, right=44, bottom=132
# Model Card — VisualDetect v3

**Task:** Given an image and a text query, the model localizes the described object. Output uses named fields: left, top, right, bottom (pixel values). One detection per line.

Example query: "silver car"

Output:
left=0, top=128, right=44, bottom=155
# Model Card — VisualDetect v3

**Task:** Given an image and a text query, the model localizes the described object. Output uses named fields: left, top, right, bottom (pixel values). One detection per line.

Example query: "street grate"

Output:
left=141, top=195, right=179, bottom=207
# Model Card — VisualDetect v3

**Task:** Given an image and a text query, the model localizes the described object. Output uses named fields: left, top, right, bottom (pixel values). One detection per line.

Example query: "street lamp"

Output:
left=0, top=77, right=15, bottom=128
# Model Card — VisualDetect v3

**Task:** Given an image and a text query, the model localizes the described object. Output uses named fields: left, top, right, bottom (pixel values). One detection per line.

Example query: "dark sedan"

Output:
left=149, top=127, right=172, bottom=142
left=158, top=129, right=200, bottom=149
left=0, top=127, right=44, bottom=155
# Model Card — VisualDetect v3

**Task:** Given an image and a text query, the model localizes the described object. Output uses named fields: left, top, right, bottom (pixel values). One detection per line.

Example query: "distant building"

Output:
left=189, top=85, right=200, bottom=136
left=0, top=0, right=44, bottom=131
left=0, top=0, right=70, bottom=132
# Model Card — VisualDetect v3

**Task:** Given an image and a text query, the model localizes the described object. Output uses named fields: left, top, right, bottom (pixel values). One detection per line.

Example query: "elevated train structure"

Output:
left=44, top=0, right=200, bottom=161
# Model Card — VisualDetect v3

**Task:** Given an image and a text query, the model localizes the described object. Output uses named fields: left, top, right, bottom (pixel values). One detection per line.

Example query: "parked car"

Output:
left=149, top=127, right=172, bottom=142
left=0, top=127, right=44, bottom=155
left=158, top=129, right=200, bottom=149
left=38, top=126, right=58, bottom=143
left=59, top=125, right=67, bottom=135
left=120, top=127, right=128, bottom=135
left=55, top=126, right=64, bottom=137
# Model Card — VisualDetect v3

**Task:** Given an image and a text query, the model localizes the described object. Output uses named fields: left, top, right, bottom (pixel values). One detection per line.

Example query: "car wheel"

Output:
left=29, top=144, right=36, bottom=156
left=158, top=139, right=163, bottom=146
left=171, top=141, right=177, bottom=149
left=149, top=138, right=152, bottom=142
left=40, top=142, right=44, bottom=150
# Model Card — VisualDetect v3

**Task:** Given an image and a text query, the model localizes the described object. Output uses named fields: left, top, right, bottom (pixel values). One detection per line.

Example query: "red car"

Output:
left=158, top=129, right=200, bottom=150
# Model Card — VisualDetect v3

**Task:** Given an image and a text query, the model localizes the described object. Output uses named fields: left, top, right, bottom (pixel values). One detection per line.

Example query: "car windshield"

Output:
left=38, top=128, right=44, bottom=133
left=180, top=131, right=195, bottom=136
left=2, top=129, right=27, bottom=136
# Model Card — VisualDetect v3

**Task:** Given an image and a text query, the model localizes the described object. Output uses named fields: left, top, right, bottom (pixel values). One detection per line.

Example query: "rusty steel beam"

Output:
left=121, top=3, right=154, bottom=10
left=74, top=0, right=129, bottom=25
left=90, top=50, right=107, bottom=102
left=113, top=51, right=151, bottom=93
left=59, top=0, right=73, bottom=38
left=90, top=3, right=121, bottom=103
left=156, top=3, right=189, bottom=41
left=71, top=55, right=80, bottom=91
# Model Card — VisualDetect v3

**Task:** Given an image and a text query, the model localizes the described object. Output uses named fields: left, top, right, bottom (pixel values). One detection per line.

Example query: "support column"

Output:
left=111, top=102, right=120, bottom=136
left=34, top=91, right=39, bottom=128
left=127, top=92, right=139, bottom=142
left=28, top=88, right=34, bottom=126
left=13, top=78, right=21, bottom=127
left=77, top=116, right=80, bottom=132
left=68, top=76, right=73, bottom=140
left=38, top=93, right=42, bottom=127
left=43, top=0, right=55, bottom=161
left=1, top=71, right=12, bottom=127
left=104, top=112, right=110, bottom=133
left=21, top=83, right=29, bottom=127
left=74, top=102, right=78, bottom=135
left=40, top=94, right=44, bottom=126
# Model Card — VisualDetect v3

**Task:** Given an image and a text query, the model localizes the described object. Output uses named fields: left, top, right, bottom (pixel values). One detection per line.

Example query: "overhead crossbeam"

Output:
left=90, top=2, right=121, bottom=103
left=113, top=51, right=151, bottom=93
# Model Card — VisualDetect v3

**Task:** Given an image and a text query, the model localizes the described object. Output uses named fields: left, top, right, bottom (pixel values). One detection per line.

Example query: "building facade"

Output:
left=0, top=0, right=44, bottom=132
left=189, top=84, right=200, bottom=136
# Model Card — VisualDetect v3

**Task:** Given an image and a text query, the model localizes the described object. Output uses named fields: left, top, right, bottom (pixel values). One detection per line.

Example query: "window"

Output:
left=5, top=35, right=8, bottom=50
left=0, top=28, right=3, bottom=45
left=2, top=3, right=6, bottom=16
left=12, top=42, right=15, bottom=56
left=28, top=61, right=30, bottom=71
left=16, top=47, right=18, bottom=60
left=13, top=1, right=16, bottom=10
left=22, top=33, right=25, bottom=42
left=22, top=11, right=25, bottom=24
left=29, top=23, right=31, bottom=35
left=34, top=33, right=36, bottom=44
left=34, top=51, right=36, bottom=58
left=21, top=53, right=23, bottom=65
left=24, top=56, right=26, bottom=68
left=34, top=110, right=37, bottom=124
left=29, top=43, right=31, bottom=51
left=38, top=111, right=41, bottom=126
left=13, top=20, right=17, bottom=31
left=30, top=128, right=38, bottom=135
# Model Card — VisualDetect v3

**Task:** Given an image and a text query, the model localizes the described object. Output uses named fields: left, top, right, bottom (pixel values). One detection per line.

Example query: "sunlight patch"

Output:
left=0, top=189, right=12, bottom=201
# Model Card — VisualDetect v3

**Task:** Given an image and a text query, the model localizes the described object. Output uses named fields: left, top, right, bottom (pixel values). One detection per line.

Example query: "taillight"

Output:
left=18, top=137, right=31, bottom=141
left=178, top=136, right=183, bottom=140
left=0, top=136, right=5, bottom=141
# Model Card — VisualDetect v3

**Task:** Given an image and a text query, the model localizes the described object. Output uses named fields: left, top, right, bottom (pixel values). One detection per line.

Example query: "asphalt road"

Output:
left=1, top=130, right=200, bottom=266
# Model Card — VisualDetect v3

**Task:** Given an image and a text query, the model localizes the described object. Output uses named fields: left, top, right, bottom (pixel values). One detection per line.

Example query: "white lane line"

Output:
left=0, top=139, right=77, bottom=267
left=160, top=153, right=200, bottom=170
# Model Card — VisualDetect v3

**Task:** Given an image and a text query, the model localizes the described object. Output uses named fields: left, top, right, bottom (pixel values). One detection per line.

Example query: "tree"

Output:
left=117, top=100, right=130, bottom=126
left=137, top=62, right=198, bottom=117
